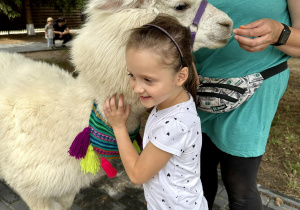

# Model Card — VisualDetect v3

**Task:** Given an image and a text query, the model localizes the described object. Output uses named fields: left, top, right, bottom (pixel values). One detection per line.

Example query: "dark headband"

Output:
left=144, top=24, right=187, bottom=68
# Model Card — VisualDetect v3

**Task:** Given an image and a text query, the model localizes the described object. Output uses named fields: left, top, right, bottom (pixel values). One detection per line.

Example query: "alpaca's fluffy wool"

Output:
left=0, top=0, right=232, bottom=209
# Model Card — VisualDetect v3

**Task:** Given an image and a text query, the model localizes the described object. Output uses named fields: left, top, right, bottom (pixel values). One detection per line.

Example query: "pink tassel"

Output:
left=101, top=157, right=117, bottom=178
left=68, top=127, right=90, bottom=159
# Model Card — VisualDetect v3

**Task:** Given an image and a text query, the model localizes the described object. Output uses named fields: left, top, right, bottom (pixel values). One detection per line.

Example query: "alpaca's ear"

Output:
left=87, top=0, right=149, bottom=12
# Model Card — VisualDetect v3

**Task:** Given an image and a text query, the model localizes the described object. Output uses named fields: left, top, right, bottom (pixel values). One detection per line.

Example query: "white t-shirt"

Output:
left=143, top=95, right=208, bottom=210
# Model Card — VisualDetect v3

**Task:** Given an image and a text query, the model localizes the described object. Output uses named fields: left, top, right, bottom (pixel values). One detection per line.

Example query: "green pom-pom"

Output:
left=80, top=144, right=100, bottom=175
left=133, top=140, right=141, bottom=154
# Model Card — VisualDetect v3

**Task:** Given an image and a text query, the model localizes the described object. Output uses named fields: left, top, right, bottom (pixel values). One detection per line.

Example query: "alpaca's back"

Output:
left=0, top=52, right=96, bottom=197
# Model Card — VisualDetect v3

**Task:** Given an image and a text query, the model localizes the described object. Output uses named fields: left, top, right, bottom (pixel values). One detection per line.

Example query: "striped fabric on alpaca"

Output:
left=89, top=102, right=140, bottom=159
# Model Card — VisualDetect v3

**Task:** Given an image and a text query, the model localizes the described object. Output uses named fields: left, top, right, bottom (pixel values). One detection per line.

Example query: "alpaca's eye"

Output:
left=175, top=3, right=188, bottom=11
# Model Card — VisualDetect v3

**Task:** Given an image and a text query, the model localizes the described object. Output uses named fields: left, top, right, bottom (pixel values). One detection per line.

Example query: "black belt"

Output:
left=260, top=61, right=288, bottom=80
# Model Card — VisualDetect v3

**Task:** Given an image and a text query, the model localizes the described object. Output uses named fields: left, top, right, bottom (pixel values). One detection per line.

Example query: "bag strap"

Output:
left=260, top=61, right=288, bottom=80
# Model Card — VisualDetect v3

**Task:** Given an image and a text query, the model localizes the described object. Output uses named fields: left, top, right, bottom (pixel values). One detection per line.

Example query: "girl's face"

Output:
left=126, top=48, right=186, bottom=110
left=48, top=21, right=53, bottom=25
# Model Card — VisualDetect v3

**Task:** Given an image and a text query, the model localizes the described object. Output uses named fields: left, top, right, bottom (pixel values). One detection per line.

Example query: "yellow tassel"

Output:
left=133, top=140, right=141, bottom=154
left=80, top=144, right=100, bottom=175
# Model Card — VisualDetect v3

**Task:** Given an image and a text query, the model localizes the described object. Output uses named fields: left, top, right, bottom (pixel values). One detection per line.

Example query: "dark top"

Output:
left=53, top=22, right=68, bottom=33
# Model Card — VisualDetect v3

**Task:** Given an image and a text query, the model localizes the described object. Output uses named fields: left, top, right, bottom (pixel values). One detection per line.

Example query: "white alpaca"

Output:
left=0, top=0, right=232, bottom=209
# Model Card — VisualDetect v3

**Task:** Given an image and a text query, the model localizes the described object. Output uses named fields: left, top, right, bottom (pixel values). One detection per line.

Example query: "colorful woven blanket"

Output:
left=69, top=101, right=141, bottom=177
left=89, top=102, right=140, bottom=159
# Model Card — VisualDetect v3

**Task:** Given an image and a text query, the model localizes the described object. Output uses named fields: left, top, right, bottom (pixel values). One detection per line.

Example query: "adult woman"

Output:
left=194, top=1, right=300, bottom=209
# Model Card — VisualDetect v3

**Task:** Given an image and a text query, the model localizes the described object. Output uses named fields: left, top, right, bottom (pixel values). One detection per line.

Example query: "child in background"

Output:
left=44, top=17, right=54, bottom=49
left=103, top=15, right=208, bottom=210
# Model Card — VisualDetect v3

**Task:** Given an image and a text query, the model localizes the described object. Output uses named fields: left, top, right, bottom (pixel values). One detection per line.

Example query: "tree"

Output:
left=0, top=0, right=22, bottom=19
left=24, top=0, right=35, bottom=35
left=0, top=0, right=87, bottom=35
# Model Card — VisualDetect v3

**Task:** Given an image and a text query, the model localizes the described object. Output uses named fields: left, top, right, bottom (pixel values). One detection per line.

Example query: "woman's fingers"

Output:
left=234, top=35, right=270, bottom=52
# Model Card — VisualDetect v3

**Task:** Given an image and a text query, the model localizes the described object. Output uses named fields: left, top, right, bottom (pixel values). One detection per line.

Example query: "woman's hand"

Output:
left=103, top=94, right=130, bottom=129
left=233, top=18, right=283, bottom=52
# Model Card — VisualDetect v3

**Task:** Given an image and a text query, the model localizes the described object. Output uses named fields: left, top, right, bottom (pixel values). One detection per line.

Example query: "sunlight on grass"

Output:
left=287, top=180, right=299, bottom=190
left=283, top=104, right=290, bottom=113
left=269, top=129, right=282, bottom=145
left=269, top=137, right=282, bottom=146
left=285, top=132, right=297, bottom=143
left=284, top=160, right=300, bottom=175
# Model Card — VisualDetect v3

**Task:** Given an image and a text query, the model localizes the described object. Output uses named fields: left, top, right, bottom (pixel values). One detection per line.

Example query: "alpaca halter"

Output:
left=69, top=101, right=141, bottom=177
left=189, top=0, right=208, bottom=48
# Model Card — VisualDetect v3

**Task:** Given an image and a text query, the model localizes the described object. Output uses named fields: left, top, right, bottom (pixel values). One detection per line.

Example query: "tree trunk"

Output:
left=24, top=0, right=35, bottom=35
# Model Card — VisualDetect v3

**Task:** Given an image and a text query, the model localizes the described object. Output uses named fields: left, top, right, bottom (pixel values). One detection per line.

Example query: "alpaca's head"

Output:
left=83, top=0, right=233, bottom=50
left=71, top=0, right=233, bottom=128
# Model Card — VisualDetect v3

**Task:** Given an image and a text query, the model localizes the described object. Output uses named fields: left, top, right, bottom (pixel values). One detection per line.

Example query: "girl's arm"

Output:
left=104, top=95, right=172, bottom=185
left=232, top=0, right=300, bottom=57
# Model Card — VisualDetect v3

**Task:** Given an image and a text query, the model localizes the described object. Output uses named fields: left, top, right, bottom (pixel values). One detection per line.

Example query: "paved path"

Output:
left=0, top=40, right=69, bottom=53
left=0, top=42, right=299, bottom=210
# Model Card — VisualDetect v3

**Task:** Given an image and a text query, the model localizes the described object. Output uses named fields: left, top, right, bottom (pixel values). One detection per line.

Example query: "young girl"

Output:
left=103, top=15, right=208, bottom=210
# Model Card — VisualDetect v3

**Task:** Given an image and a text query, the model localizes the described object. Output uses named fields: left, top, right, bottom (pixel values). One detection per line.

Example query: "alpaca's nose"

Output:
left=217, top=19, right=233, bottom=38
left=219, top=21, right=232, bottom=30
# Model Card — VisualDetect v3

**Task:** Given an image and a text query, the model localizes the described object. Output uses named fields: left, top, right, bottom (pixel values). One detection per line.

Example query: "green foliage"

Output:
left=0, top=0, right=88, bottom=19
left=0, top=0, right=22, bottom=19
left=41, top=0, right=88, bottom=14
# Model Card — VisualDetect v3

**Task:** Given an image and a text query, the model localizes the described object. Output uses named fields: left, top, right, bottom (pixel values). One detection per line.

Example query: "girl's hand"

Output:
left=233, top=18, right=283, bottom=52
left=103, top=94, right=130, bottom=129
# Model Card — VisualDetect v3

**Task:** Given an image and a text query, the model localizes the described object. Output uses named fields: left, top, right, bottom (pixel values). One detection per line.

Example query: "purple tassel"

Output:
left=68, top=127, right=90, bottom=159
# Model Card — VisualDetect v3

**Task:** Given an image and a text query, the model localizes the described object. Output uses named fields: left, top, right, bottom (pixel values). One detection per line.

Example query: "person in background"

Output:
left=44, top=17, right=54, bottom=49
left=53, top=17, right=72, bottom=47
left=103, top=15, right=208, bottom=209
left=193, top=1, right=300, bottom=210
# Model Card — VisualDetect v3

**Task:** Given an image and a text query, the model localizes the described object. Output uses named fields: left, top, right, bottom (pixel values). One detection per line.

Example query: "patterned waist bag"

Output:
left=196, top=62, right=288, bottom=113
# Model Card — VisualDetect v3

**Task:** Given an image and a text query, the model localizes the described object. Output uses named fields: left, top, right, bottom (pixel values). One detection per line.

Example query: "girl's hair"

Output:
left=47, top=17, right=53, bottom=22
left=126, top=14, right=198, bottom=102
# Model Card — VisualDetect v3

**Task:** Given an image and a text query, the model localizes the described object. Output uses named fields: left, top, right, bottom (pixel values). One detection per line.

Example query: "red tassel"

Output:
left=68, top=127, right=90, bottom=159
left=101, top=157, right=117, bottom=178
